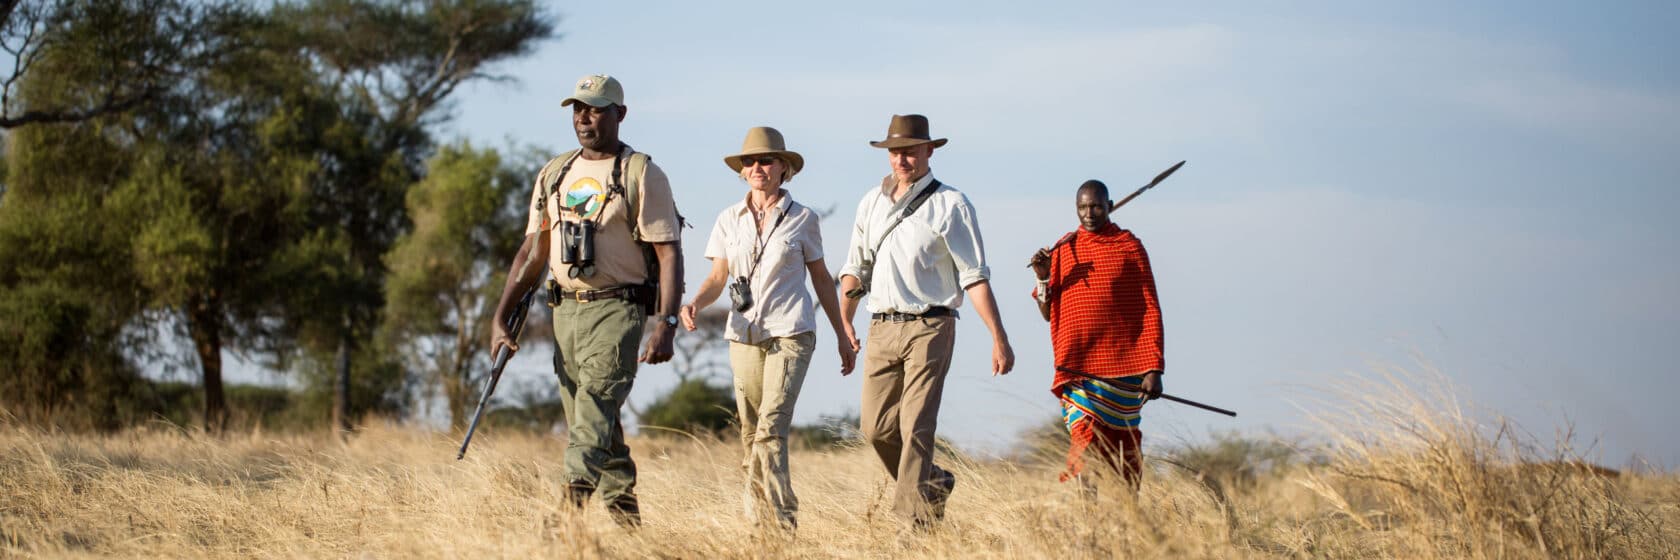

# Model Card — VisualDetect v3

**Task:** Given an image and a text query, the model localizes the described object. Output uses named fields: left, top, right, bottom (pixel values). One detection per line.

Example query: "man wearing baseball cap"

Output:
left=838, top=114, right=1015, bottom=528
left=489, top=74, right=684, bottom=528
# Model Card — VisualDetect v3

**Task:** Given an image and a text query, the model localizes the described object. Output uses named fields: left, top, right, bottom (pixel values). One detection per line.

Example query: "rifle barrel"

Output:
left=455, top=288, right=536, bottom=460
left=456, top=348, right=512, bottom=460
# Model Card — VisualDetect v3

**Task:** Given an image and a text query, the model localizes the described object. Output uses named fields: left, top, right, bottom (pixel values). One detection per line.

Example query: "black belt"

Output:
left=871, top=306, right=954, bottom=323
left=547, top=281, right=643, bottom=305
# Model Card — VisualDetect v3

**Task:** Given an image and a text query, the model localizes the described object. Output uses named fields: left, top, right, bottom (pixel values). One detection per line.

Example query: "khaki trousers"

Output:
left=860, top=315, right=957, bottom=522
left=728, top=331, right=816, bottom=528
left=551, top=297, right=643, bottom=506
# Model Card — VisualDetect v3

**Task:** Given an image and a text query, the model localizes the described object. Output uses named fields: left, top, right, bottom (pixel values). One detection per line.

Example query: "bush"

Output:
left=637, top=378, right=735, bottom=435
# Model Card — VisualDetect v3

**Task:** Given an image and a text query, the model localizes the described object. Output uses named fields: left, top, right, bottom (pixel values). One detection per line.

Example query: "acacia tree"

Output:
left=381, top=141, right=536, bottom=429
left=272, top=0, right=555, bottom=433
left=0, top=0, right=232, bottom=128
left=0, top=0, right=302, bottom=430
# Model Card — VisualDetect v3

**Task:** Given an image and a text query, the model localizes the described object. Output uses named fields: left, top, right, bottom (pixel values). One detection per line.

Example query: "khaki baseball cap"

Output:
left=560, top=74, right=624, bottom=108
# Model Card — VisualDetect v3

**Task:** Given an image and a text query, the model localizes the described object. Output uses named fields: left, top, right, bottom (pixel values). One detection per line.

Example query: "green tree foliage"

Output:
left=1, top=0, right=244, bottom=128
left=270, top=0, right=554, bottom=432
left=0, top=0, right=554, bottom=432
left=381, top=140, right=538, bottom=429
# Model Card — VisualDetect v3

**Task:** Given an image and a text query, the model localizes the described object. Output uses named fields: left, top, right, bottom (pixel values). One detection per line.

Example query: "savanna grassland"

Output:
left=4, top=375, right=1677, bottom=559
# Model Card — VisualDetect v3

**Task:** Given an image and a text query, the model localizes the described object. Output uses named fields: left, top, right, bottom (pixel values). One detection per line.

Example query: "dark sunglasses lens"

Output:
left=743, top=156, right=776, bottom=168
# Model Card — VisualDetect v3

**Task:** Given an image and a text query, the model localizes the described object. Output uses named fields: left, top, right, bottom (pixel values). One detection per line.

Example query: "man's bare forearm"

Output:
left=495, top=233, right=548, bottom=322
left=838, top=274, right=861, bottom=324
left=654, top=241, right=683, bottom=317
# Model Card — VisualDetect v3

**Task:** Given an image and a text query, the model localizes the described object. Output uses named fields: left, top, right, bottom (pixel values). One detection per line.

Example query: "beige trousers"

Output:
left=728, top=331, right=816, bottom=528
left=859, top=316, right=957, bottom=522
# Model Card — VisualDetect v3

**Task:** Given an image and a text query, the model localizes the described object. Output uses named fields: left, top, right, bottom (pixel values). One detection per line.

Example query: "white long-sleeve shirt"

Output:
left=839, top=174, right=991, bottom=315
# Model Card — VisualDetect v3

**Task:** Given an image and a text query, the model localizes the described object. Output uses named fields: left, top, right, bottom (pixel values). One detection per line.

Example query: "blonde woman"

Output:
left=680, top=127, right=857, bottom=529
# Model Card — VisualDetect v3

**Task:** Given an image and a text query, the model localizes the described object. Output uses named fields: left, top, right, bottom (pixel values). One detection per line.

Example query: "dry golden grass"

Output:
left=3, top=372, right=1677, bottom=559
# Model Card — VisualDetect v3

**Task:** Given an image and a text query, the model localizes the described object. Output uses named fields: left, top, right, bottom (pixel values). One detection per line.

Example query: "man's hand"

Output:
left=1140, top=371, right=1163, bottom=400
left=489, top=321, right=518, bottom=358
left=1029, top=248, right=1051, bottom=280
left=639, top=321, right=676, bottom=364
left=992, top=339, right=1015, bottom=375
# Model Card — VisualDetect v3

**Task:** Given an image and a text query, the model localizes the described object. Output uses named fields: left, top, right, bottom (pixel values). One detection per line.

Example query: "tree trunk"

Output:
left=187, top=301, right=227, bottom=433
left=333, top=323, right=353, bottom=435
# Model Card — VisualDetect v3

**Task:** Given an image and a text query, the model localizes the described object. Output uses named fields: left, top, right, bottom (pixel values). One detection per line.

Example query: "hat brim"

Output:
left=725, top=149, right=805, bottom=176
left=869, top=137, right=948, bottom=149
left=561, top=94, right=617, bottom=108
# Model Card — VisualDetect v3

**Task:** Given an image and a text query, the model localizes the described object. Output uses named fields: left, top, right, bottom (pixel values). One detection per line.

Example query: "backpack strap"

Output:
left=624, top=150, right=651, bottom=241
left=533, top=149, right=581, bottom=231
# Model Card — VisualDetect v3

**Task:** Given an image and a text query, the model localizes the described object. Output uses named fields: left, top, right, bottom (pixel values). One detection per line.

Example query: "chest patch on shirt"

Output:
left=563, top=177, right=608, bottom=219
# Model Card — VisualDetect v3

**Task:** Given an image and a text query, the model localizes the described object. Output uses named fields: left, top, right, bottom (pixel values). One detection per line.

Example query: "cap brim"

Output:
left=561, top=95, right=616, bottom=108
left=868, top=137, right=948, bottom=149
left=725, top=149, right=804, bottom=176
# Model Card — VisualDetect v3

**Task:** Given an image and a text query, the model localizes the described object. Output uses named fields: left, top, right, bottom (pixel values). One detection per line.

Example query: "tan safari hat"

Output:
left=560, top=74, right=624, bottom=108
left=868, top=114, right=948, bottom=149
left=725, top=126, right=804, bottom=176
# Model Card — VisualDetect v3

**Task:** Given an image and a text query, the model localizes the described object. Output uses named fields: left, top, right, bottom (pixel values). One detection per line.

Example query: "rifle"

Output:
left=1111, top=160, right=1186, bottom=211
left=1056, top=365, right=1236, bottom=417
left=456, top=287, right=537, bottom=460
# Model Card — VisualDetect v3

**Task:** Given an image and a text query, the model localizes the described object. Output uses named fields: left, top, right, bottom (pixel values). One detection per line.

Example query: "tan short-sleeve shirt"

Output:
left=524, top=151, right=681, bottom=290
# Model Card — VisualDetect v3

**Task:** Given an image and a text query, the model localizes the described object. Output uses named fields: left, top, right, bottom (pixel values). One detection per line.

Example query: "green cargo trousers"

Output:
left=551, top=297, right=644, bottom=507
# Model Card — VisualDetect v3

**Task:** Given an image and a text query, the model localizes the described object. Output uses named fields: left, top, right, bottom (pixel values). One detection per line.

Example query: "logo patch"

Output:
left=563, top=177, right=607, bottom=218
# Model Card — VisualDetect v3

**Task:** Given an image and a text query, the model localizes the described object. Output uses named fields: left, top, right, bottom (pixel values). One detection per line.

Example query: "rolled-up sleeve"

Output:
left=943, top=193, right=990, bottom=288
left=838, top=195, right=872, bottom=280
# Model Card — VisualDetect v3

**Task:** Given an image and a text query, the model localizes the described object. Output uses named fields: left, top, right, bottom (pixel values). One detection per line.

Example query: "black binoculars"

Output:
left=560, top=220, right=596, bottom=279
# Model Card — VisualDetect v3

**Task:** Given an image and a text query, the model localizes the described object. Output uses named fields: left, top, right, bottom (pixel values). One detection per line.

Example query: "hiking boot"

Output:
left=607, top=497, right=641, bottom=529
left=564, top=480, right=594, bottom=510
left=928, top=466, right=957, bottom=521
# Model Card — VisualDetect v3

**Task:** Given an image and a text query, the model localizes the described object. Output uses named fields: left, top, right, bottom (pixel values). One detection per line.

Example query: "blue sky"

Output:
left=271, top=1, right=1680, bottom=466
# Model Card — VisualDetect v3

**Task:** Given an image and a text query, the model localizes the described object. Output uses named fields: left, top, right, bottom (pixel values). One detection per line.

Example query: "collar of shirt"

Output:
left=878, top=173, right=936, bottom=208
left=734, top=188, right=793, bottom=221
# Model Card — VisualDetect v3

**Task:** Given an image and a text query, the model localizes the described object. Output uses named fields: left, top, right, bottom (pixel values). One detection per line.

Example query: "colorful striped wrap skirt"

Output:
left=1058, top=375, right=1145, bottom=482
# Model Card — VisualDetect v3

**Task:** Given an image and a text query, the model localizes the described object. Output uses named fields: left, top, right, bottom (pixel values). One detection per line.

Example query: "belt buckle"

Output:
left=574, top=290, right=589, bottom=303
left=891, top=312, right=912, bottom=323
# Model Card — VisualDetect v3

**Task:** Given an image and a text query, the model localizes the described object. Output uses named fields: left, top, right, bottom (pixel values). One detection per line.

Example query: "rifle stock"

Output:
left=457, top=287, right=537, bottom=460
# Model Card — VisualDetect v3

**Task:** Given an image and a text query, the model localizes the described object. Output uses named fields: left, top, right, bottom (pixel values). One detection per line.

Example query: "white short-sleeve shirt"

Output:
left=703, top=191, right=823, bottom=343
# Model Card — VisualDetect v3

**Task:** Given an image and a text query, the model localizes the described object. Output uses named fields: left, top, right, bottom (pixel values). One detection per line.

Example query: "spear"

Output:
left=1111, top=160, right=1186, bottom=211
left=1056, top=365, right=1236, bottom=417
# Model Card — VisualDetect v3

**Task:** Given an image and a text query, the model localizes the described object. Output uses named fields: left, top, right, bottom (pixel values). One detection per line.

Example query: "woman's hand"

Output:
left=679, top=304, right=698, bottom=331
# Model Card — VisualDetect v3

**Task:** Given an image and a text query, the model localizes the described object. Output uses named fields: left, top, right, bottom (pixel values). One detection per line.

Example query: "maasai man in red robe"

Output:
left=1029, top=180, right=1164, bottom=490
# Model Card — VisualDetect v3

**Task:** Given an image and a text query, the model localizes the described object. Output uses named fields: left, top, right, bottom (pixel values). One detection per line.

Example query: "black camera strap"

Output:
left=742, top=200, right=789, bottom=283
left=864, top=178, right=942, bottom=263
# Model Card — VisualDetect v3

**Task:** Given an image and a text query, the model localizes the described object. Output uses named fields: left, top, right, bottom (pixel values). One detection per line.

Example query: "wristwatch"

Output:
left=655, top=314, right=678, bottom=328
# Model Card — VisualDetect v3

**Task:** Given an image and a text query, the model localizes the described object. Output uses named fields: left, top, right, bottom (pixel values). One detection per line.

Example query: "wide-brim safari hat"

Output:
left=868, top=114, right=948, bottom=149
left=725, top=126, right=805, bottom=175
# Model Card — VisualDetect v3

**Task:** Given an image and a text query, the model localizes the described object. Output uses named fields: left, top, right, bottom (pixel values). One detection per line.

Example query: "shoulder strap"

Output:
left=866, top=178, right=942, bottom=258
left=533, top=149, right=581, bottom=230
left=624, top=150, right=650, bottom=241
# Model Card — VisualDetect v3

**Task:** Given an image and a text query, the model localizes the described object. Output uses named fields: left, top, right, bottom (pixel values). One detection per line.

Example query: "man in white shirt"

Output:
left=839, top=114, right=1015, bottom=527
